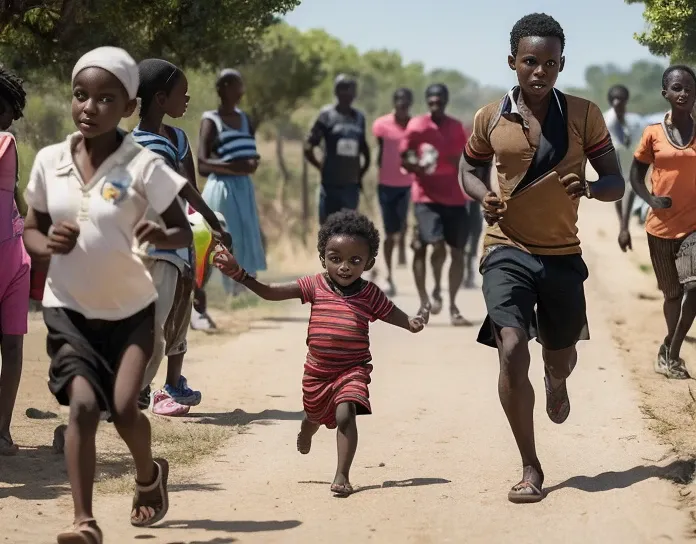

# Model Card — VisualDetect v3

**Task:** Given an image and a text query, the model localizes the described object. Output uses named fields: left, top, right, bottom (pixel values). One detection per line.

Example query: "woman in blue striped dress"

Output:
left=198, top=69, right=266, bottom=294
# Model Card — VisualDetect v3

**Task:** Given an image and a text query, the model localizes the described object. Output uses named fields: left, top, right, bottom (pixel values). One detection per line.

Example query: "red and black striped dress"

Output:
left=297, top=273, right=394, bottom=428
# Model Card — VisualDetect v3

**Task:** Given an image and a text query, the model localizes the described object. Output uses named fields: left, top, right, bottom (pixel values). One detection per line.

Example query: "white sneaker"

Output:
left=190, top=309, right=215, bottom=330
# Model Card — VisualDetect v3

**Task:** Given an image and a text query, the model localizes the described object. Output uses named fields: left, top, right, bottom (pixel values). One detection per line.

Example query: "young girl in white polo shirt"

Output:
left=22, top=47, right=192, bottom=544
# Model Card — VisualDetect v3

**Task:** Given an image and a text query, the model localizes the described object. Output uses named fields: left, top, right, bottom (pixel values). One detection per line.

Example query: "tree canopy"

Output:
left=626, top=0, right=696, bottom=61
left=0, top=0, right=300, bottom=76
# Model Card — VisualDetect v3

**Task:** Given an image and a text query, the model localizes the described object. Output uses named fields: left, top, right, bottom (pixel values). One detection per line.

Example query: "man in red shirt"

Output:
left=400, top=84, right=471, bottom=325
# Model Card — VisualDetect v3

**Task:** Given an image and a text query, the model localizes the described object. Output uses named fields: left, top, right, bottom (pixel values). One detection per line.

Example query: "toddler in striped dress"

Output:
left=213, top=210, right=428, bottom=496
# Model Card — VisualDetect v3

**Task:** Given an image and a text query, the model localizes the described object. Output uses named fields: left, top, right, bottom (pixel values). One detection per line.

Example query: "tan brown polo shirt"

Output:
left=462, top=88, right=614, bottom=256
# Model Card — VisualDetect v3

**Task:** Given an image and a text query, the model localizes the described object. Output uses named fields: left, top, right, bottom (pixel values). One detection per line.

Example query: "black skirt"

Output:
left=44, top=304, right=155, bottom=412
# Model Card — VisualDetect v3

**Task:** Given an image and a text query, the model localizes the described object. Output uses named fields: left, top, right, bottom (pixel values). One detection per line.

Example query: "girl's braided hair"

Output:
left=0, top=67, right=26, bottom=120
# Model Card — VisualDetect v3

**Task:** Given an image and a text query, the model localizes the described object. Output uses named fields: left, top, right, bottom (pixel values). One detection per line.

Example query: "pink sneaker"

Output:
left=150, top=389, right=190, bottom=417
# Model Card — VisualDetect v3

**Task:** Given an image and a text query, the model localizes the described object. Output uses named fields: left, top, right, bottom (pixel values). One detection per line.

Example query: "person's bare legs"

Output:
left=383, top=232, right=398, bottom=296
left=0, top=334, right=23, bottom=450
left=332, top=402, right=358, bottom=494
left=663, top=295, right=682, bottom=348
left=430, top=241, right=447, bottom=314
left=494, top=326, right=543, bottom=500
left=397, top=225, right=407, bottom=267
left=412, top=245, right=430, bottom=311
left=165, top=353, right=185, bottom=389
left=542, top=345, right=577, bottom=424
left=448, top=247, right=467, bottom=324
left=669, top=284, right=696, bottom=364
left=64, top=375, right=101, bottom=524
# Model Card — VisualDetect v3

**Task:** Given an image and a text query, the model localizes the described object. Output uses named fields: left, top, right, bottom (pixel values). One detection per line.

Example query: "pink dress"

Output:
left=0, top=133, right=30, bottom=335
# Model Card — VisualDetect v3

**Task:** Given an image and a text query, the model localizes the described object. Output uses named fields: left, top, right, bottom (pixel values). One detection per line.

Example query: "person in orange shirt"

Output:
left=619, top=64, right=696, bottom=380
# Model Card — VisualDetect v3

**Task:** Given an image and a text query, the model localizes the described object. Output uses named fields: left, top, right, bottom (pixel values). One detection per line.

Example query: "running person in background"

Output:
left=618, top=65, right=696, bottom=380
left=199, top=69, right=266, bottom=295
left=372, top=87, right=413, bottom=296
left=603, top=84, right=647, bottom=222
left=400, top=83, right=471, bottom=326
left=460, top=13, right=624, bottom=503
left=134, top=59, right=232, bottom=416
left=213, top=210, right=427, bottom=496
left=0, top=68, right=29, bottom=455
left=305, top=74, right=370, bottom=224
left=23, top=47, right=190, bottom=542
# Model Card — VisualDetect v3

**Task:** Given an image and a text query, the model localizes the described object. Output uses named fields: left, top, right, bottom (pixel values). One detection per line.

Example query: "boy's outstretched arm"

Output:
left=213, top=248, right=301, bottom=301
left=381, top=305, right=428, bottom=333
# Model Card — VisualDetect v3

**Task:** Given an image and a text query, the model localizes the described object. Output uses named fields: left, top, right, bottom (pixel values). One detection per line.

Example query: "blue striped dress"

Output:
left=200, top=109, right=266, bottom=283
left=132, top=125, right=191, bottom=273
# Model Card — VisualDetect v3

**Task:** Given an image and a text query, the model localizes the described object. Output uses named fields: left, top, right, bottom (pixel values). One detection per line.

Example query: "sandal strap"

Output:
left=135, top=461, right=162, bottom=493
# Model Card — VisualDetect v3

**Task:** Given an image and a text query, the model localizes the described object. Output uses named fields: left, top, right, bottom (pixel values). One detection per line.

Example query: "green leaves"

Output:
left=627, top=0, right=696, bottom=61
left=0, top=0, right=301, bottom=75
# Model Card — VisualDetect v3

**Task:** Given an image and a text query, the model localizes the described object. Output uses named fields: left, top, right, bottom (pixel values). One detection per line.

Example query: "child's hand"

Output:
left=213, top=247, right=241, bottom=277
left=47, top=221, right=80, bottom=254
left=212, top=229, right=233, bottom=250
left=134, top=220, right=167, bottom=246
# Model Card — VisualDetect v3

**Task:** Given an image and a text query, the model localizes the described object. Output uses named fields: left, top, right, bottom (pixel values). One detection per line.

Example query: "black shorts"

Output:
left=319, top=183, right=360, bottom=225
left=45, top=304, right=155, bottom=412
left=477, top=246, right=589, bottom=351
left=378, top=185, right=411, bottom=234
left=413, top=202, right=470, bottom=250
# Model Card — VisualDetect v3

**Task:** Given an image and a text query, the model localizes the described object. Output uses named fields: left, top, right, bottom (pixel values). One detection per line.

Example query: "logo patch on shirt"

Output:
left=101, top=179, right=128, bottom=204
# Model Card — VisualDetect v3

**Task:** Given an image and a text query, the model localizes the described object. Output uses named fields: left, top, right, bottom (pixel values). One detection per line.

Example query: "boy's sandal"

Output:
left=57, top=518, right=103, bottom=544
left=130, top=458, right=170, bottom=528
left=330, top=482, right=354, bottom=497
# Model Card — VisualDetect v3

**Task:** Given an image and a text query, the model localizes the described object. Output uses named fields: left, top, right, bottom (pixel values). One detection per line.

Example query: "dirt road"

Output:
left=3, top=201, right=696, bottom=543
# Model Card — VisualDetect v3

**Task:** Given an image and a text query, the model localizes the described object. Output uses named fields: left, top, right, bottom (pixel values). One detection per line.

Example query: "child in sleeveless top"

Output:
left=133, top=59, right=232, bottom=416
left=0, top=68, right=30, bottom=455
left=23, top=47, right=192, bottom=543
left=213, top=210, right=428, bottom=496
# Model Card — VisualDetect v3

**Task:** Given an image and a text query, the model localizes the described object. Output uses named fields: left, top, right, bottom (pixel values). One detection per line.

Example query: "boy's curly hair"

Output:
left=510, top=13, right=565, bottom=58
left=317, top=210, right=380, bottom=260
left=0, top=66, right=26, bottom=120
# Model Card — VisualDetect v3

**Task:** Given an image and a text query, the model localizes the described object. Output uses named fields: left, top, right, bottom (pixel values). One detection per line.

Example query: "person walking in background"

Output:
left=372, top=87, right=413, bottom=296
left=23, top=47, right=191, bottom=542
left=198, top=69, right=266, bottom=296
left=460, top=13, right=624, bottom=503
left=213, top=210, right=427, bottom=497
left=618, top=65, right=696, bottom=380
left=0, top=68, right=30, bottom=455
left=400, top=83, right=471, bottom=326
left=134, top=59, right=232, bottom=416
left=305, top=74, right=370, bottom=224
left=603, top=84, right=647, bottom=223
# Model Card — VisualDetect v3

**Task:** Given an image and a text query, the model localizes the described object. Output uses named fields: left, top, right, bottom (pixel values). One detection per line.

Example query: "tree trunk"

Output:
left=301, top=151, right=309, bottom=247
left=274, top=124, right=291, bottom=209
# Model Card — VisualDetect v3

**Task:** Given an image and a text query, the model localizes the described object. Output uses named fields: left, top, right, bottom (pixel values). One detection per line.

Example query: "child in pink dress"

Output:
left=0, top=68, right=30, bottom=455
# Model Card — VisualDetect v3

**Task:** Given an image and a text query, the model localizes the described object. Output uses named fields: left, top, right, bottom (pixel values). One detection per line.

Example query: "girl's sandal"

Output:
left=130, top=458, right=170, bottom=528
left=330, top=482, right=354, bottom=497
left=57, top=518, right=103, bottom=544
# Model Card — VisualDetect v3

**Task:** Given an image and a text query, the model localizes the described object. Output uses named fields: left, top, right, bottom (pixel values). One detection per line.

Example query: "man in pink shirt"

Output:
left=372, top=88, right=413, bottom=296
left=400, top=83, right=471, bottom=326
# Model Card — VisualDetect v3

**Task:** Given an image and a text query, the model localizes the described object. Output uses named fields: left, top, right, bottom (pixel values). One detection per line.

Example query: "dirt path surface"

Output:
left=3, top=202, right=696, bottom=543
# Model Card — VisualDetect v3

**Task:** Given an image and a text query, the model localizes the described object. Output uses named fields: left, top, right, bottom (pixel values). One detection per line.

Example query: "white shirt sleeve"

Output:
left=140, top=160, right=188, bottom=215
left=23, top=149, right=49, bottom=213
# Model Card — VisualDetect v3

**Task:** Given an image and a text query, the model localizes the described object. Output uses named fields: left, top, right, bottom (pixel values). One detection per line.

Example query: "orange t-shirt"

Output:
left=634, top=122, right=696, bottom=239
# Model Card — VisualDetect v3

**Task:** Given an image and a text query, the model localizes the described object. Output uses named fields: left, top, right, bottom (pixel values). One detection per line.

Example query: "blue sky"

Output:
left=284, top=0, right=665, bottom=90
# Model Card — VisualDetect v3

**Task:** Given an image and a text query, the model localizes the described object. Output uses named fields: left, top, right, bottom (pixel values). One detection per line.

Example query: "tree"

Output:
left=565, top=60, right=667, bottom=114
left=0, top=0, right=301, bottom=76
left=626, top=0, right=696, bottom=61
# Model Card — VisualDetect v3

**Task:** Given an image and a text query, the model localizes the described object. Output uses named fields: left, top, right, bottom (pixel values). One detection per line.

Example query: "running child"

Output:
left=0, top=67, right=30, bottom=455
left=134, top=58, right=232, bottom=416
left=22, top=47, right=192, bottom=543
left=213, top=210, right=428, bottom=496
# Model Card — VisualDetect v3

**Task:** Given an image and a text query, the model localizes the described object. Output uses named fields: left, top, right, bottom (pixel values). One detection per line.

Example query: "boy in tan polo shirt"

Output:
left=459, top=13, right=624, bottom=503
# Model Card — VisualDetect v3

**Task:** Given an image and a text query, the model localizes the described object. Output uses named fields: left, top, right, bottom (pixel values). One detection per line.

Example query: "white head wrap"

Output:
left=72, top=47, right=139, bottom=100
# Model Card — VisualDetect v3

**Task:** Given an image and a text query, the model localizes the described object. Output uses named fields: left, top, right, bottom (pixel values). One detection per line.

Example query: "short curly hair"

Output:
left=317, top=210, right=380, bottom=260
left=510, top=13, right=565, bottom=58
left=662, top=64, right=696, bottom=90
